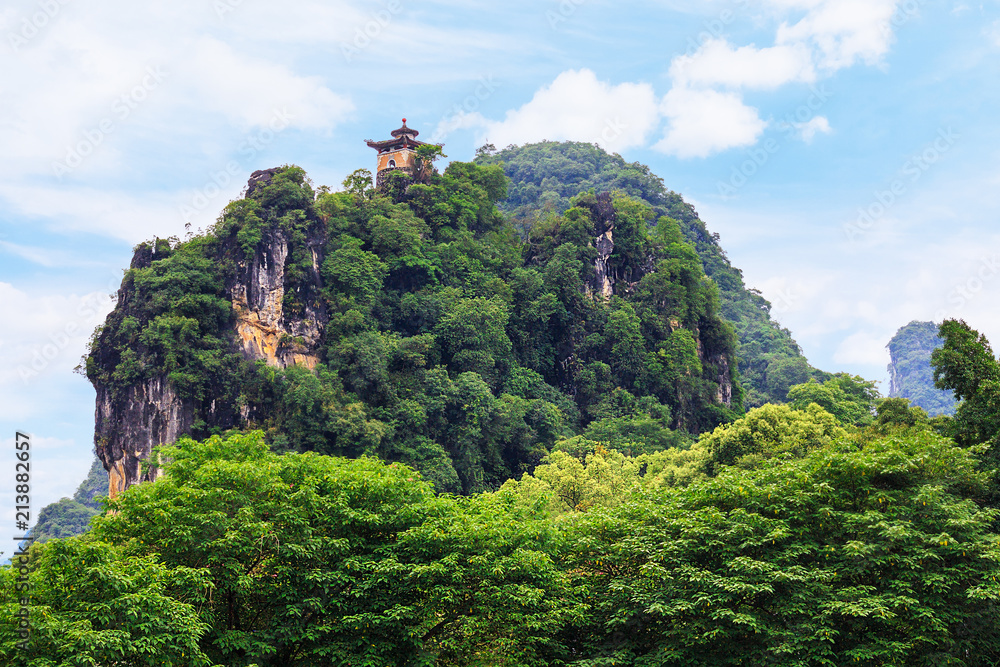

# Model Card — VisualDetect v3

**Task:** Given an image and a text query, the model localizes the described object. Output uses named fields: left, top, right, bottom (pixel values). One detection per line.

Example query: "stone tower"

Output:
left=365, top=119, right=439, bottom=188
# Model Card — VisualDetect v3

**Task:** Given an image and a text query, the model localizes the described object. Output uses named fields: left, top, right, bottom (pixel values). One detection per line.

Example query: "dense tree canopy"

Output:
left=5, top=425, right=1000, bottom=666
left=475, top=141, right=825, bottom=407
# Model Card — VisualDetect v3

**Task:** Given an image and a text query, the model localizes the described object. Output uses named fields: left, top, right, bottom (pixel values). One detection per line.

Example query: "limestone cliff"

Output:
left=230, top=225, right=325, bottom=370
left=91, top=171, right=328, bottom=497
left=88, top=161, right=741, bottom=500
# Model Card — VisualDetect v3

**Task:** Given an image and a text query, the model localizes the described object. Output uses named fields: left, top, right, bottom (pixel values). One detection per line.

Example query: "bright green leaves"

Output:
left=88, top=240, right=235, bottom=404
left=0, top=539, right=213, bottom=666
left=560, top=430, right=1000, bottom=665
left=605, top=300, right=645, bottom=389
left=76, top=431, right=579, bottom=666
left=8, top=426, right=1000, bottom=665
left=932, top=319, right=1000, bottom=451
left=321, top=236, right=388, bottom=308
left=435, top=297, right=513, bottom=390
left=787, top=373, right=880, bottom=427
left=700, top=402, right=846, bottom=470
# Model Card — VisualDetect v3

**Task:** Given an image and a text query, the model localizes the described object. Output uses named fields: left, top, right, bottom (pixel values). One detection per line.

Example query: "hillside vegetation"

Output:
left=476, top=141, right=824, bottom=406
left=84, top=161, right=740, bottom=495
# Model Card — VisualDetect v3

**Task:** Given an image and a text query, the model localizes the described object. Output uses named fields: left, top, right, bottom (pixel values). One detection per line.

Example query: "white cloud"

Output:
left=834, top=329, right=893, bottom=365
left=0, top=282, right=114, bottom=427
left=181, top=38, right=354, bottom=130
left=654, top=87, right=767, bottom=158
left=0, top=184, right=191, bottom=243
left=793, top=115, right=832, bottom=143
left=435, top=69, right=660, bottom=153
left=669, top=39, right=816, bottom=89
left=776, top=0, right=900, bottom=70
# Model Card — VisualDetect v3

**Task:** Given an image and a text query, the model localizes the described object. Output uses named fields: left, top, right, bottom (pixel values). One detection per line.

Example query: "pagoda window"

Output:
left=388, top=159, right=396, bottom=168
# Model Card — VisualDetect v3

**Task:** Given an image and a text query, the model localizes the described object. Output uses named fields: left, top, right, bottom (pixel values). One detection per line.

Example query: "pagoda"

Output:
left=365, top=119, right=440, bottom=188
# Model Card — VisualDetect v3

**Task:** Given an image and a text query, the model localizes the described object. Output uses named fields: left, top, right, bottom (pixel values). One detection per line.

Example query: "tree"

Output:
left=561, top=430, right=1000, bottom=665
left=700, top=402, right=845, bottom=470
left=341, top=168, right=375, bottom=199
left=787, top=373, right=879, bottom=427
left=0, top=538, right=213, bottom=666
left=932, top=318, right=1000, bottom=452
left=414, top=144, right=447, bottom=183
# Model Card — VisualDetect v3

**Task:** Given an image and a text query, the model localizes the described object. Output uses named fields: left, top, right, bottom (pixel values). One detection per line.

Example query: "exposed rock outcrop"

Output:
left=231, top=227, right=326, bottom=369
left=94, top=375, right=193, bottom=497
left=93, top=172, right=328, bottom=498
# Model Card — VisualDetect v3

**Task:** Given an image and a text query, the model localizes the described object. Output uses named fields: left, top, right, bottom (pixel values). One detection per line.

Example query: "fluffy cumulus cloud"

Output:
left=775, top=0, right=901, bottom=70
left=655, top=87, right=767, bottom=159
left=435, top=69, right=660, bottom=153
left=654, top=0, right=902, bottom=158
left=669, top=39, right=816, bottom=90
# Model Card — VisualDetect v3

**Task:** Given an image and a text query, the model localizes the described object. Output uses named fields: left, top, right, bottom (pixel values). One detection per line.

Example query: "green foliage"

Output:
left=0, top=538, right=213, bottom=666
left=561, top=430, right=1000, bottom=665
left=86, top=232, right=237, bottom=407
left=699, top=402, right=846, bottom=470
left=932, top=319, right=1000, bottom=452
left=10, top=427, right=1000, bottom=665
left=787, top=372, right=879, bottom=427
left=89, top=431, right=578, bottom=666
left=888, top=320, right=957, bottom=416
left=89, top=158, right=745, bottom=494
left=874, top=396, right=932, bottom=431
left=477, top=140, right=824, bottom=407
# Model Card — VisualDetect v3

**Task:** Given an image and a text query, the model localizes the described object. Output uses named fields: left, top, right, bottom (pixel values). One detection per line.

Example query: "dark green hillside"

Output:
left=86, top=163, right=740, bottom=495
left=475, top=141, right=824, bottom=406
left=888, top=320, right=957, bottom=416
left=29, top=457, right=108, bottom=543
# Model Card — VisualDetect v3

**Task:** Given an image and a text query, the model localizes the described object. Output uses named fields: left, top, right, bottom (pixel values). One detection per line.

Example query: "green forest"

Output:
left=4, top=149, right=1000, bottom=666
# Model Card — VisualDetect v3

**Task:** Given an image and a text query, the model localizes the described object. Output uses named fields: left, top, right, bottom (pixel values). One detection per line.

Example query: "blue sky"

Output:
left=2, top=0, right=999, bottom=550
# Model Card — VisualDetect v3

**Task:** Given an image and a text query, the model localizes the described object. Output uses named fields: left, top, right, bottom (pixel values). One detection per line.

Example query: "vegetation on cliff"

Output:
left=887, top=320, right=957, bottom=416
left=475, top=141, right=823, bottom=407
left=86, top=160, right=740, bottom=495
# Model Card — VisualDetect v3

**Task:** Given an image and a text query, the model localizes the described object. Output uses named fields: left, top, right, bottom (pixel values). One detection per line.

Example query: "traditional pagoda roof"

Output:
left=391, top=119, right=418, bottom=138
left=366, top=118, right=430, bottom=152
